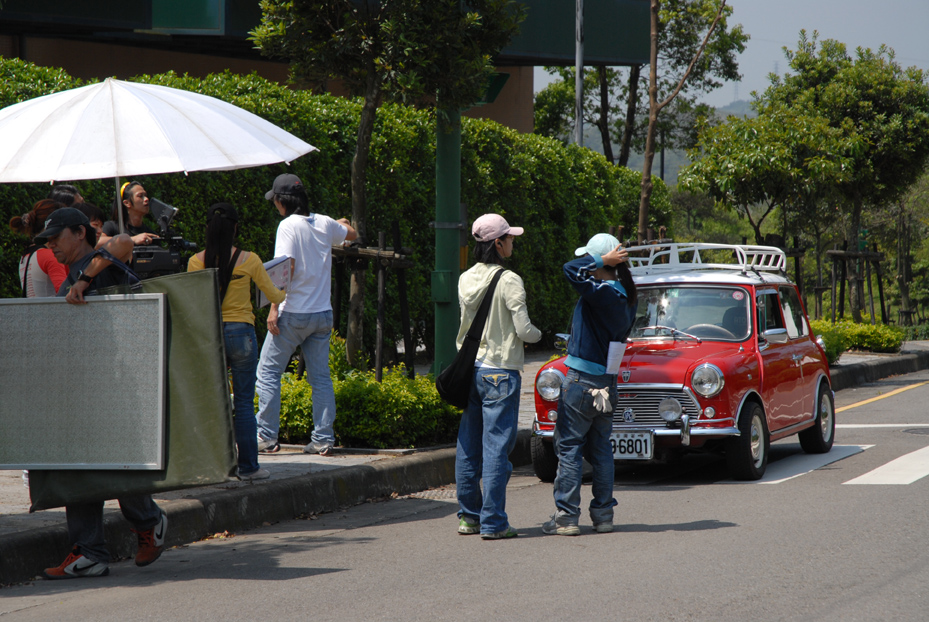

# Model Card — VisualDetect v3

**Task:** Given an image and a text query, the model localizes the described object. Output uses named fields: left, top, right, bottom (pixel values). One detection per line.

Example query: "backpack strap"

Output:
left=219, top=248, right=243, bottom=302
left=20, top=244, right=42, bottom=298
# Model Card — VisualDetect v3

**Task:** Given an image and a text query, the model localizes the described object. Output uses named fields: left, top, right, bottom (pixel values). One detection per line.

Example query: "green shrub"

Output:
left=809, top=319, right=851, bottom=365
left=810, top=318, right=904, bottom=360
left=275, top=334, right=460, bottom=448
left=902, top=323, right=929, bottom=341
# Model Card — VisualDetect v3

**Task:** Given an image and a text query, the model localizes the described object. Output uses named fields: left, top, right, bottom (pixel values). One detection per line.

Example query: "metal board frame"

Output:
left=0, top=294, right=166, bottom=470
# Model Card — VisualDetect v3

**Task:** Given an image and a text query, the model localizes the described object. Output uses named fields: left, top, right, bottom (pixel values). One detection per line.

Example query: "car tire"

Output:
left=531, top=435, right=558, bottom=482
left=799, top=382, right=835, bottom=454
left=726, top=402, right=769, bottom=481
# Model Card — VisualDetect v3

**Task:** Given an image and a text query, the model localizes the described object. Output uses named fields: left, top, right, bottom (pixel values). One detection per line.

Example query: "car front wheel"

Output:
left=531, top=435, right=558, bottom=482
left=726, top=402, right=769, bottom=480
left=799, top=383, right=835, bottom=454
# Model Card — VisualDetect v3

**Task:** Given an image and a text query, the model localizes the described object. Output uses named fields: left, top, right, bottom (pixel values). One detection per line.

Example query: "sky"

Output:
left=534, top=0, right=929, bottom=108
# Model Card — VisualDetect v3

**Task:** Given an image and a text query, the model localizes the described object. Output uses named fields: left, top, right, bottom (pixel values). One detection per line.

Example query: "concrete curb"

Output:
left=829, top=351, right=929, bottom=391
left=3, top=354, right=925, bottom=585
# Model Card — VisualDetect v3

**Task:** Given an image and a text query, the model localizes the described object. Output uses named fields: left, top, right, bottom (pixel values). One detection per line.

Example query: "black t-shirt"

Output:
left=102, top=220, right=155, bottom=238
left=57, top=251, right=133, bottom=297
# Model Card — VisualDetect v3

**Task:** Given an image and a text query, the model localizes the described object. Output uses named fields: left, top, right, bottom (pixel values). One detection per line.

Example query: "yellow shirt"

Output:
left=188, top=251, right=285, bottom=325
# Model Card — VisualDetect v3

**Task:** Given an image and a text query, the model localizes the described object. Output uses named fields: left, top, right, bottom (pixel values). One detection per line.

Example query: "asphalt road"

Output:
left=4, top=370, right=929, bottom=621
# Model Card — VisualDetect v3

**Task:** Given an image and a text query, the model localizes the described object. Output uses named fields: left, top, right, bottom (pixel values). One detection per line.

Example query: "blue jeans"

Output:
left=256, top=310, right=336, bottom=445
left=456, top=367, right=521, bottom=534
left=225, top=322, right=260, bottom=476
left=552, top=369, right=618, bottom=525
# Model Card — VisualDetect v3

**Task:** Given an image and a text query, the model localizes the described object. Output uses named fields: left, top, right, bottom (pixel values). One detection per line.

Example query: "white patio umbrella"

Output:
left=0, top=77, right=316, bottom=183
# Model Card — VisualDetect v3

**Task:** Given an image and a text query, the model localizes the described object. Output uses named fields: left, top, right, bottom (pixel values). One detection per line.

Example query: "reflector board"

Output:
left=0, top=295, right=166, bottom=469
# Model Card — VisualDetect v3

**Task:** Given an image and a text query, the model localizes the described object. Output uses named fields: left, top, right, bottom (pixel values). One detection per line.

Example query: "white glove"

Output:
left=589, top=387, right=611, bottom=413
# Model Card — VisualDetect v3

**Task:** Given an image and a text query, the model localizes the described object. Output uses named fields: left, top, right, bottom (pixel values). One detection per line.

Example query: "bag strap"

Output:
left=92, top=248, right=142, bottom=289
left=20, top=244, right=41, bottom=297
left=465, top=268, right=505, bottom=342
left=219, top=248, right=243, bottom=302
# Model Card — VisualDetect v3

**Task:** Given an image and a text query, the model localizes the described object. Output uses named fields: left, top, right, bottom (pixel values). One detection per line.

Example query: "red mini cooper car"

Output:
left=532, top=243, right=834, bottom=481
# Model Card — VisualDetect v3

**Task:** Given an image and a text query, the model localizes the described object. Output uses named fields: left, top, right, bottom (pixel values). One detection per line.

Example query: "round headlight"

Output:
left=658, top=397, right=683, bottom=422
left=536, top=368, right=566, bottom=402
left=691, top=363, right=725, bottom=398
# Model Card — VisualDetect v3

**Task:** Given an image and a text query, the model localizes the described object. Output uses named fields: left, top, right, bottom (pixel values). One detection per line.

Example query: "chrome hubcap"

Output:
left=750, top=414, right=764, bottom=467
left=820, top=393, right=833, bottom=442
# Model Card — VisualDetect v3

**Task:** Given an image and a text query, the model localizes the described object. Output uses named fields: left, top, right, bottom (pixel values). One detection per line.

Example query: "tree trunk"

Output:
left=897, top=202, right=913, bottom=322
left=637, top=0, right=661, bottom=243
left=346, top=68, right=383, bottom=368
left=637, top=0, right=726, bottom=243
left=846, top=196, right=863, bottom=323
left=597, top=66, right=614, bottom=164
left=618, top=65, right=641, bottom=168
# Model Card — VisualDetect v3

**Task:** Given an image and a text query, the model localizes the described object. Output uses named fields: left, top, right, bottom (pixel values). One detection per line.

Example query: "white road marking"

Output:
left=844, top=445, right=929, bottom=485
left=837, top=423, right=929, bottom=429
left=720, top=445, right=870, bottom=485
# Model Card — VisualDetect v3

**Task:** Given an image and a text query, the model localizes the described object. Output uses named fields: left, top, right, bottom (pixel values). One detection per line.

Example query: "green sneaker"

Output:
left=480, top=527, right=518, bottom=540
left=458, top=517, right=480, bottom=535
left=593, top=521, right=614, bottom=533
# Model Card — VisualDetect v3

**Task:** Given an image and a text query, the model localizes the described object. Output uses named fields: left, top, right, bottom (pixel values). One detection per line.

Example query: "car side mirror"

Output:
left=763, top=328, right=789, bottom=344
left=554, top=333, right=571, bottom=349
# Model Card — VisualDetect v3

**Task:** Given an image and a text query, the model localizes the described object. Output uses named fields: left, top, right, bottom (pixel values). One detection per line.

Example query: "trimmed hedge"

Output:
left=0, top=60, right=670, bottom=358
left=276, top=335, right=460, bottom=448
left=811, top=318, right=904, bottom=364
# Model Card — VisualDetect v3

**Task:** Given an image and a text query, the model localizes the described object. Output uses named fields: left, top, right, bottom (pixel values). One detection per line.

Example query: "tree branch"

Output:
left=657, top=0, right=727, bottom=112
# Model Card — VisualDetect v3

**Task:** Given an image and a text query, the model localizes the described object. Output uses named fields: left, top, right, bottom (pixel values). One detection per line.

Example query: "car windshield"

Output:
left=630, top=286, right=751, bottom=341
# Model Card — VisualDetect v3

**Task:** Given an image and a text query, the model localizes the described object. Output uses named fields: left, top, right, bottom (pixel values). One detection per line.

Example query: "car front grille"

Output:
left=612, top=386, right=700, bottom=429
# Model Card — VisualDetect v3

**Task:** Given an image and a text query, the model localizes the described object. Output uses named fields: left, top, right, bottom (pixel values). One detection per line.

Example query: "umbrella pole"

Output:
left=115, top=176, right=126, bottom=233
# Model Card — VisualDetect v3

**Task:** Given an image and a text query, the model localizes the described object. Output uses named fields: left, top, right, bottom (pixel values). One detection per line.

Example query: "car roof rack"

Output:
left=624, top=243, right=787, bottom=276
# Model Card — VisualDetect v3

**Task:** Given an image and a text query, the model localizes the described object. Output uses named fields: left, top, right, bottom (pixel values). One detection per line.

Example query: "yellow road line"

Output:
left=836, top=381, right=929, bottom=413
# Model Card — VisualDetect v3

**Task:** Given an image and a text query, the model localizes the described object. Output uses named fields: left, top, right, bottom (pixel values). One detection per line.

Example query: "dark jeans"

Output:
left=67, top=495, right=162, bottom=562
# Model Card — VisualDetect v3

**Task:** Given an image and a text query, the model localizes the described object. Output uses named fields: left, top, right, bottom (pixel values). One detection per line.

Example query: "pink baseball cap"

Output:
left=471, top=213, right=524, bottom=242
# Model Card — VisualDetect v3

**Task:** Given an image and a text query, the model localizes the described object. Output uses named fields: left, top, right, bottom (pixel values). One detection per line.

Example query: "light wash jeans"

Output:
left=256, top=310, right=336, bottom=445
left=552, top=368, right=618, bottom=525
left=224, top=322, right=260, bottom=475
left=455, top=367, right=521, bottom=534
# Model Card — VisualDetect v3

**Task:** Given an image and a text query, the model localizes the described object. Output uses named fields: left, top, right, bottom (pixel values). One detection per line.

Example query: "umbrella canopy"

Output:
left=0, top=78, right=316, bottom=183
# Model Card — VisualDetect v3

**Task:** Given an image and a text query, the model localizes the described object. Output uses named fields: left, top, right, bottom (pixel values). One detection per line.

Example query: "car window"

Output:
left=779, top=286, right=809, bottom=339
left=630, top=286, right=751, bottom=341
left=756, top=291, right=784, bottom=337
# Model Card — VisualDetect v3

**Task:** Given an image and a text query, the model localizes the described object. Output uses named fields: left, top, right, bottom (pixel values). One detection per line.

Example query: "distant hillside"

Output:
left=569, top=99, right=756, bottom=187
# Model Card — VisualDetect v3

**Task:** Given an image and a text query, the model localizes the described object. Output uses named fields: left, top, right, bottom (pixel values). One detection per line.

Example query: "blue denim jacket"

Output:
left=563, top=255, right=636, bottom=376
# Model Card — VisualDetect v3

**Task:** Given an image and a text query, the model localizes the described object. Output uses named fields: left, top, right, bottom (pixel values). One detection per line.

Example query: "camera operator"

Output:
left=100, top=181, right=160, bottom=246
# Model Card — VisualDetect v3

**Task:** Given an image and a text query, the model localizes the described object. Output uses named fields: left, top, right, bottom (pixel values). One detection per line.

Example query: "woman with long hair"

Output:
left=454, top=214, right=541, bottom=539
left=188, top=203, right=285, bottom=481
left=9, top=199, right=67, bottom=297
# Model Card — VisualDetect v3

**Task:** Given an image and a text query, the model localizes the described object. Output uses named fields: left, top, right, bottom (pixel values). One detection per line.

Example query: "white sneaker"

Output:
left=257, top=437, right=278, bottom=452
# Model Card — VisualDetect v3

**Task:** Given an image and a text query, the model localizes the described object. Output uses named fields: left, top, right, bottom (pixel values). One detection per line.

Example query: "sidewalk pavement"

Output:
left=3, top=345, right=929, bottom=585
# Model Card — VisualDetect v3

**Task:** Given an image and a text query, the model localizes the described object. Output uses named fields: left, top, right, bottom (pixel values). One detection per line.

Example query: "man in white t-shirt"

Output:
left=255, top=174, right=357, bottom=455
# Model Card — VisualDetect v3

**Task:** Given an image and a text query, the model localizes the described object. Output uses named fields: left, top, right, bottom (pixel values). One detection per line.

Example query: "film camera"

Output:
left=131, top=198, right=197, bottom=279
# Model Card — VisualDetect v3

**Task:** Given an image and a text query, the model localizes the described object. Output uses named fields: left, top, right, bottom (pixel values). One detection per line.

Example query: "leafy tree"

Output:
left=679, top=102, right=850, bottom=244
left=760, top=32, right=929, bottom=321
left=533, top=0, right=746, bottom=167
left=251, top=0, right=524, bottom=365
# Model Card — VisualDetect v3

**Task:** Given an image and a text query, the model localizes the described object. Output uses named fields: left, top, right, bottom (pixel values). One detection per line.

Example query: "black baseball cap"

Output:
left=34, top=207, right=90, bottom=242
left=265, top=173, right=305, bottom=200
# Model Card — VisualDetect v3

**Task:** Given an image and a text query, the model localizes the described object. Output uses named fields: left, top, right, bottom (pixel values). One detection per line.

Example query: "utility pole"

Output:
left=574, top=0, right=584, bottom=146
left=431, top=108, right=462, bottom=374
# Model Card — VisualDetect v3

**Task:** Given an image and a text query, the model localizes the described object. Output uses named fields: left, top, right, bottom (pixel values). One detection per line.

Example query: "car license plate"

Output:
left=610, top=432, right=653, bottom=460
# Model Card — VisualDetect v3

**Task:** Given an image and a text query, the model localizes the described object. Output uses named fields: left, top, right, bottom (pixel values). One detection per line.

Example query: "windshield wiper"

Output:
left=635, top=325, right=702, bottom=343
